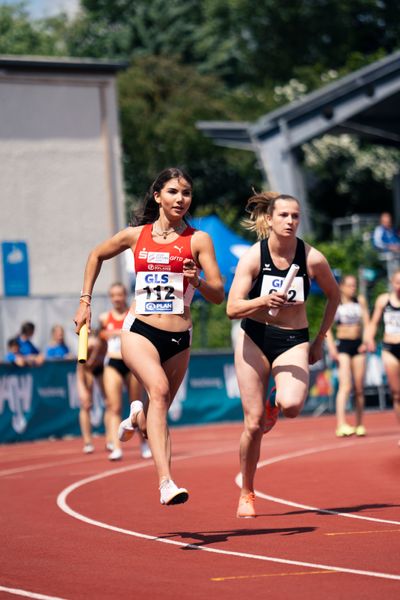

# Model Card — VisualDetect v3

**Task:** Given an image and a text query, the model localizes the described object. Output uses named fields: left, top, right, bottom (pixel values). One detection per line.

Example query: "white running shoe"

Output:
left=140, top=440, right=152, bottom=459
left=83, top=443, right=94, bottom=454
left=159, top=479, right=189, bottom=505
left=105, top=442, right=114, bottom=452
left=118, top=400, right=144, bottom=442
left=108, top=448, right=123, bottom=461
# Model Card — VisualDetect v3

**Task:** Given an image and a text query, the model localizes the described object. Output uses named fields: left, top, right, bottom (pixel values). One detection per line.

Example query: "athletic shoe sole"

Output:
left=164, top=490, right=189, bottom=505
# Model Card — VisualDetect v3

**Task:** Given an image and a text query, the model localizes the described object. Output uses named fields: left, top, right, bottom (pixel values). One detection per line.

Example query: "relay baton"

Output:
left=268, top=264, right=300, bottom=317
left=77, top=323, right=88, bottom=364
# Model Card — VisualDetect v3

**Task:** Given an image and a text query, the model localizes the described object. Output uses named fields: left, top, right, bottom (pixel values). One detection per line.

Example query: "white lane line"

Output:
left=0, top=585, right=68, bottom=599
left=57, top=446, right=400, bottom=582
left=236, top=437, right=400, bottom=526
left=0, top=456, right=99, bottom=477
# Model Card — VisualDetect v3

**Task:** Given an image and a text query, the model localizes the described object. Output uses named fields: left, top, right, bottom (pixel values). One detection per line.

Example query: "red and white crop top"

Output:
left=133, top=223, right=199, bottom=314
left=103, top=310, right=127, bottom=354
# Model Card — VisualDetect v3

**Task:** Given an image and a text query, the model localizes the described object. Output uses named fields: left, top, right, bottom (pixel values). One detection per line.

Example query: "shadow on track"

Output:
left=158, top=526, right=316, bottom=548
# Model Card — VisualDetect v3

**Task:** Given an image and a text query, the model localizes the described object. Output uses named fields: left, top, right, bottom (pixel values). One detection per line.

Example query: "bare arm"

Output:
left=73, top=227, right=137, bottom=333
left=226, top=243, right=287, bottom=319
left=365, top=293, right=387, bottom=351
left=307, top=247, right=341, bottom=364
left=188, top=231, right=225, bottom=304
left=358, top=294, right=371, bottom=348
left=325, top=327, right=339, bottom=361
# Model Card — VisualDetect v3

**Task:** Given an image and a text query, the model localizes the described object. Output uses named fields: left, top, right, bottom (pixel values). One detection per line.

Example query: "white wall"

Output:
left=0, top=69, right=127, bottom=297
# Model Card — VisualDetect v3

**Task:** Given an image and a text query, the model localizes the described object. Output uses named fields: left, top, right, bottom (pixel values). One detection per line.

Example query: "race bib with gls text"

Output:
left=135, top=271, right=184, bottom=314
left=260, top=274, right=305, bottom=304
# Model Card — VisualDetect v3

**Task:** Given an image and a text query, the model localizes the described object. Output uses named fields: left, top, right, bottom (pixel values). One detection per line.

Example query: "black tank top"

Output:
left=249, top=237, right=310, bottom=305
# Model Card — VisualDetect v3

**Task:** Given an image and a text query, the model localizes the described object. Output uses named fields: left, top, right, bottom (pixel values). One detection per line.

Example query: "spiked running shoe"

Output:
left=355, top=425, right=366, bottom=437
left=118, top=400, right=144, bottom=442
left=159, top=479, right=189, bottom=506
left=335, top=423, right=356, bottom=437
left=237, top=492, right=256, bottom=518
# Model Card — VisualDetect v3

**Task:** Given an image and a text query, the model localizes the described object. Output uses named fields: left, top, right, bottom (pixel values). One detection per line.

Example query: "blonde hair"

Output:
left=242, top=191, right=299, bottom=240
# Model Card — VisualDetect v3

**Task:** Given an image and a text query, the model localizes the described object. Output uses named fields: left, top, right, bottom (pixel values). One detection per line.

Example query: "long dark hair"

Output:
left=131, top=167, right=193, bottom=226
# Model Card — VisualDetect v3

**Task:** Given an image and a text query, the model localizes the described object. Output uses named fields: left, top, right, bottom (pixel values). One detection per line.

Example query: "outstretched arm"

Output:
left=73, top=228, right=137, bottom=334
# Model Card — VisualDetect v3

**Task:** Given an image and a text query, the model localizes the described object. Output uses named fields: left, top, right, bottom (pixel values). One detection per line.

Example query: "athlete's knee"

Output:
left=244, top=414, right=264, bottom=438
left=282, top=405, right=301, bottom=419
left=105, top=401, right=121, bottom=416
left=148, top=380, right=170, bottom=405
left=277, top=395, right=303, bottom=418
left=338, top=382, right=352, bottom=396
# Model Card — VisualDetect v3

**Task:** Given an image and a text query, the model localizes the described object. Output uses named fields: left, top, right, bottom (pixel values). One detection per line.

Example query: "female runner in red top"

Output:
left=74, top=167, right=224, bottom=506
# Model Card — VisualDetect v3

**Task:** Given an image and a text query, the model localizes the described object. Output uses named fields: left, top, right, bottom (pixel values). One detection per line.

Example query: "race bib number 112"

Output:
left=135, top=271, right=184, bottom=314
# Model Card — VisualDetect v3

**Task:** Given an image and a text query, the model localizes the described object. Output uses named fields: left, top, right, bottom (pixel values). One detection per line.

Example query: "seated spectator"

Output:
left=372, top=212, right=400, bottom=254
left=16, top=321, right=44, bottom=366
left=4, top=337, right=26, bottom=367
left=45, top=324, right=72, bottom=360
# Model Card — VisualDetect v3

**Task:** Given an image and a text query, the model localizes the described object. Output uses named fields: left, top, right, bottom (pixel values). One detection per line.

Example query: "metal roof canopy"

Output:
left=0, top=55, right=128, bottom=74
left=197, top=50, right=400, bottom=234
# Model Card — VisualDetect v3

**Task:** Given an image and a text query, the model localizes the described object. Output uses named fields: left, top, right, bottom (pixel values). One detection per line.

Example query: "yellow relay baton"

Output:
left=77, top=323, right=88, bottom=364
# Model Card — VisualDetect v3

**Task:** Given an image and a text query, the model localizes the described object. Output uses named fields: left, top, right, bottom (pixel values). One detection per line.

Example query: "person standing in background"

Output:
left=99, top=282, right=151, bottom=461
left=4, top=337, right=26, bottom=367
left=45, top=324, right=73, bottom=360
left=77, top=330, right=107, bottom=454
left=326, top=275, right=370, bottom=437
left=16, top=322, right=44, bottom=366
left=367, top=268, right=400, bottom=446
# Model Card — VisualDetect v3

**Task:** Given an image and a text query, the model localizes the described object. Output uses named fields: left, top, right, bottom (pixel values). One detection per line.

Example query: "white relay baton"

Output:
left=268, top=264, right=300, bottom=317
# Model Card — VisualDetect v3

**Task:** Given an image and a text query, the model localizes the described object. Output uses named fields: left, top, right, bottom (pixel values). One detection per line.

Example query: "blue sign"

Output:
left=1, top=241, right=30, bottom=296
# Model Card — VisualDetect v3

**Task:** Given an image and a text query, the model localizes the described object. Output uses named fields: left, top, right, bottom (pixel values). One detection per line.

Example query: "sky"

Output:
left=4, top=0, right=80, bottom=19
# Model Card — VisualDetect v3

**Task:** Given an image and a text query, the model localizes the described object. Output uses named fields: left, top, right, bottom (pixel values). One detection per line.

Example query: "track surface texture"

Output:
left=1, top=411, right=399, bottom=599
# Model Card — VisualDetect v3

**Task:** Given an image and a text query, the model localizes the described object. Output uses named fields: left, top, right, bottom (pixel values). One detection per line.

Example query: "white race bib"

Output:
left=135, top=271, right=184, bottom=314
left=260, top=274, right=305, bottom=305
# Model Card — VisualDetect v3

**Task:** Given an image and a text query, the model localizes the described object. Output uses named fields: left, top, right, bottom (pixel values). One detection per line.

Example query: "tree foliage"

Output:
left=0, top=3, right=61, bottom=54
left=118, top=55, right=261, bottom=219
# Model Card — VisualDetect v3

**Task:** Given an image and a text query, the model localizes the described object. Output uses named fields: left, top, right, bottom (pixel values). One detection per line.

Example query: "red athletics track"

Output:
left=1, top=411, right=399, bottom=600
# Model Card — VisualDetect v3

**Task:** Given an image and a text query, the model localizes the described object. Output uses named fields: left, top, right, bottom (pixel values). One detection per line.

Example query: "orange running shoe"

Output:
left=237, top=492, right=256, bottom=518
left=263, top=386, right=279, bottom=434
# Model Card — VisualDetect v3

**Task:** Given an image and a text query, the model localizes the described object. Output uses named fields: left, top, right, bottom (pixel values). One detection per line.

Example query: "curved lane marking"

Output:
left=0, top=585, right=68, bottom=599
left=57, top=443, right=400, bottom=582
left=234, top=437, right=400, bottom=526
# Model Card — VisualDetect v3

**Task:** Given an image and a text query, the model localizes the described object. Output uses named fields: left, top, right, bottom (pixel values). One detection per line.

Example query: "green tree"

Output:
left=0, top=3, right=61, bottom=54
left=118, top=55, right=261, bottom=217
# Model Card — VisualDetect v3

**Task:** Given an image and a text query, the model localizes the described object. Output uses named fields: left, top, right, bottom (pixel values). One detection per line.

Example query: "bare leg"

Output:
left=272, top=342, right=310, bottom=419
left=122, top=330, right=189, bottom=484
left=234, top=329, right=269, bottom=496
left=335, top=354, right=353, bottom=428
left=103, top=365, right=124, bottom=452
left=77, top=366, right=93, bottom=446
left=352, top=353, right=366, bottom=428
left=382, top=351, right=400, bottom=425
